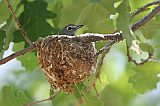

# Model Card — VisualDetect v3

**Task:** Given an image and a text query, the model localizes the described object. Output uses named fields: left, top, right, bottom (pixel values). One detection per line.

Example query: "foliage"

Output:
left=0, top=0, right=160, bottom=106
left=0, top=86, right=30, bottom=106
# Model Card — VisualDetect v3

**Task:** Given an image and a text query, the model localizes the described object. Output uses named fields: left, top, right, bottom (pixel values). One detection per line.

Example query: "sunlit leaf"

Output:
left=52, top=1, right=63, bottom=28
left=116, top=0, right=134, bottom=46
left=59, top=0, right=116, bottom=33
left=13, top=42, right=38, bottom=72
left=13, top=0, right=58, bottom=47
left=0, top=86, right=30, bottom=106
left=0, top=0, right=10, bottom=24
left=129, top=61, right=160, bottom=94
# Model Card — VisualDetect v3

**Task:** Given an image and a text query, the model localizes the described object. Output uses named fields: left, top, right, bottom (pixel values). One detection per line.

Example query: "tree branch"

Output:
left=127, top=3, right=160, bottom=65
left=2, top=1, right=160, bottom=67
left=25, top=90, right=61, bottom=106
left=0, top=44, right=36, bottom=65
left=0, top=32, right=123, bottom=65
left=6, top=0, right=33, bottom=46
left=72, top=32, right=123, bottom=43
left=87, top=41, right=113, bottom=94
left=131, top=4, right=160, bottom=31
left=131, top=1, right=160, bottom=17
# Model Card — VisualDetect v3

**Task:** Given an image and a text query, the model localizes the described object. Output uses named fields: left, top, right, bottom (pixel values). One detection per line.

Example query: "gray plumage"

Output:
left=60, top=24, right=84, bottom=36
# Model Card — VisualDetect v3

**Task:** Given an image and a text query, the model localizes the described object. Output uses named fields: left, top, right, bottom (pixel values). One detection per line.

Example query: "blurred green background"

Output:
left=0, top=0, right=160, bottom=106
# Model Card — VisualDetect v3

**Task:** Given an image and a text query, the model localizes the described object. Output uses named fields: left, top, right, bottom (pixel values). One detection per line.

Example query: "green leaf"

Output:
left=1, top=0, right=25, bottom=50
left=129, top=61, right=160, bottom=94
left=155, top=14, right=160, bottom=22
left=0, top=0, right=10, bottom=24
left=74, top=88, right=104, bottom=106
left=13, top=0, right=58, bottom=47
left=81, top=91, right=104, bottom=106
left=13, top=42, right=38, bottom=72
left=139, top=42, right=154, bottom=53
left=116, top=0, right=134, bottom=46
left=89, top=0, right=101, bottom=3
left=73, top=83, right=85, bottom=99
left=2, top=19, right=17, bottom=50
left=0, top=29, right=6, bottom=59
left=52, top=1, right=63, bottom=28
left=18, top=52, right=38, bottom=72
left=0, top=86, right=30, bottom=106
left=59, top=0, right=116, bottom=33
left=140, top=19, right=160, bottom=40
left=0, top=30, right=6, bottom=53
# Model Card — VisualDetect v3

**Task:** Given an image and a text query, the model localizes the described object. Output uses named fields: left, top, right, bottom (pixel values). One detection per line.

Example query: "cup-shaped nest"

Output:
left=36, top=35, right=97, bottom=93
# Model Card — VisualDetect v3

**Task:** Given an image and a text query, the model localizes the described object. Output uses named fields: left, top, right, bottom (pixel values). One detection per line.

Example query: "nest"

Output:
left=36, top=35, right=97, bottom=93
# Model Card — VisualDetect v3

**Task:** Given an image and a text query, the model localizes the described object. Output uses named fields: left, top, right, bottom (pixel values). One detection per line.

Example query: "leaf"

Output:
left=155, top=14, right=160, bottom=22
left=74, top=87, right=104, bottom=106
left=0, top=0, right=10, bottom=24
left=73, top=83, right=85, bottom=99
left=140, top=19, right=160, bottom=40
left=58, top=0, right=117, bottom=34
left=116, top=0, right=134, bottom=46
left=13, top=42, right=38, bottom=72
left=18, top=52, right=38, bottom=72
left=2, top=19, right=17, bottom=50
left=129, top=61, right=160, bottom=94
left=130, top=40, right=142, bottom=54
left=139, top=42, right=154, bottom=53
left=0, top=0, right=23, bottom=50
left=0, top=29, right=6, bottom=59
left=81, top=91, right=104, bottom=106
left=52, top=1, right=63, bottom=28
left=130, top=0, right=153, bottom=11
left=0, top=86, right=30, bottom=106
left=0, top=30, right=6, bottom=53
left=13, top=0, right=58, bottom=47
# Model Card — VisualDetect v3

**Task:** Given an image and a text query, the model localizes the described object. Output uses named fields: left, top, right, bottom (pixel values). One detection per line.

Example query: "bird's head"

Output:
left=60, top=24, right=84, bottom=36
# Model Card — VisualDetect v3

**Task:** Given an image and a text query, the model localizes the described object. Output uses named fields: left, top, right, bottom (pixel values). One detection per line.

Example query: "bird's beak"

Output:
left=76, top=25, right=84, bottom=29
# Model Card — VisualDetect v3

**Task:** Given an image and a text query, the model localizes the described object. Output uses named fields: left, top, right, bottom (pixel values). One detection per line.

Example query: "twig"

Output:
left=0, top=44, right=36, bottom=65
left=73, top=32, right=123, bottom=43
left=6, top=0, right=33, bottom=46
left=131, top=1, right=160, bottom=17
left=74, top=82, right=85, bottom=104
left=96, top=40, right=116, bottom=55
left=88, top=2, right=160, bottom=92
left=87, top=40, right=113, bottom=94
left=0, top=32, right=123, bottom=65
left=127, top=4, right=160, bottom=65
left=25, top=90, right=61, bottom=106
left=131, top=4, right=160, bottom=31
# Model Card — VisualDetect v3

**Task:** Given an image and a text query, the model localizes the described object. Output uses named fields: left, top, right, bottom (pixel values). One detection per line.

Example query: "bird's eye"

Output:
left=67, top=26, right=72, bottom=31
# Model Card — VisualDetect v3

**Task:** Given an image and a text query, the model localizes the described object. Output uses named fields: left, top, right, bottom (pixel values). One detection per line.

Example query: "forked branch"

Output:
left=129, top=3, right=160, bottom=65
left=0, top=32, right=122, bottom=65
left=88, top=1, right=160, bottom=93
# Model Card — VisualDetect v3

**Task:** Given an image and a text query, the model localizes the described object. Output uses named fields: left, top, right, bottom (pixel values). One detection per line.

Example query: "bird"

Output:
left=60, top=24, right=84, bottom=36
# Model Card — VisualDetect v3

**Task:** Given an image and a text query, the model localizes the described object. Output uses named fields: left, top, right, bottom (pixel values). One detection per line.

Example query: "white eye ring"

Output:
left=67, top=26, right=72, bottom=31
